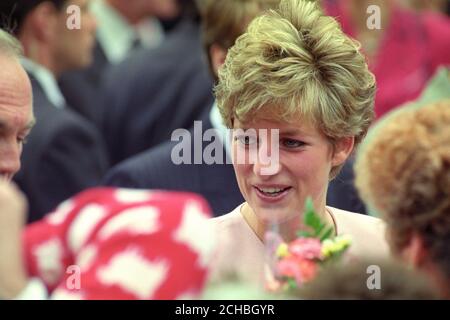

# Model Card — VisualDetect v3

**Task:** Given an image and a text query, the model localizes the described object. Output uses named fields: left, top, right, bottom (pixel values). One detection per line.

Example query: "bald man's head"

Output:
left=0, top=29, right=34, bottom=180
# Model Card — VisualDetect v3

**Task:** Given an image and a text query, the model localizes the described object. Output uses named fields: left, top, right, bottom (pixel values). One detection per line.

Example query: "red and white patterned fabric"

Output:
left=22, top=188, right=215, bottom=300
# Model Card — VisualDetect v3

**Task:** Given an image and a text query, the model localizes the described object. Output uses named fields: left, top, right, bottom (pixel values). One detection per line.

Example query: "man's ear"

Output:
left=209, top=44, right=227, bottom=79
left=331, top=136, right=354, bottom=167
left=402, top=233, right=428, bottom=268
left=26, top=2, right=59, bottom=43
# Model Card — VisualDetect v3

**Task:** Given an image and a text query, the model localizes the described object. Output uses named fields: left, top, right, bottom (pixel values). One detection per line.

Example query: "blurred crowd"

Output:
left=0, top=0, right=449, bottom=300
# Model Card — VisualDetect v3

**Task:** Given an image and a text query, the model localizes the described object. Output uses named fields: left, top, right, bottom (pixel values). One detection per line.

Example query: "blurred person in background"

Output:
left=356, top=100, right=450, bottom=299
left=101, top=0, right=213, bottom=166
left=0, top=0, right=109, bottom=223
left=402, top=66, right=450, bottom=108
left=400, top=0, right=449, bottom=14
left=323, top=0, right=450, bottom=119
left=58, top=0, right=180, bottom=126
left=298, top=259, right=439, bottom=299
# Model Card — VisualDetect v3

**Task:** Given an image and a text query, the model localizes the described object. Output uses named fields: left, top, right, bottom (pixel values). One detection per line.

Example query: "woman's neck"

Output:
left=241, top=202, right=335, bottom=243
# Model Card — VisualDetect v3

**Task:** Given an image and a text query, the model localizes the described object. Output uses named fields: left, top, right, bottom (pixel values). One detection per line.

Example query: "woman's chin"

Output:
left=250, top=203, right=299, bottom=225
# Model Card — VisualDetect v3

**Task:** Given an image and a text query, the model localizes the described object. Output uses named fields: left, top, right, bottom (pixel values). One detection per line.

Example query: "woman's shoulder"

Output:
left=329, top=206, right=386, bottom=237
left=422, top=12, right=450, bottom=67
left=210, top=204, right=245, bottom=230
left=328, top=206, right=390, bottom=260
left=330, top=207, right=383, bottom=226
left=209, top=204, right=254, bottom=250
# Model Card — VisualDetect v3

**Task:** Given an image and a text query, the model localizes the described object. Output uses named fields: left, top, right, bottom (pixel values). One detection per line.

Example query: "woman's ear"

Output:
left=209, top=44, right=227, bottom=79
left=331, top=136, right=354, bottom=166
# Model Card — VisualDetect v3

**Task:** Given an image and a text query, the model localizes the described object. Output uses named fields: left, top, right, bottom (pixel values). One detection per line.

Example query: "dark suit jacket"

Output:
left=58, top=41, right=109, bottom=127
left=14, top=76, right=109, bottom=223
left=101, top=19, right=214, bottom=166
left=326, top=157, right=367, bottom=215
left=103, top=111, right=244, bottom=216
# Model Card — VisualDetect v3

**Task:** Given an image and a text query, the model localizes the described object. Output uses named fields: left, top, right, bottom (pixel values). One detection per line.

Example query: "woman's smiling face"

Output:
left=232, top=116, right=348, bottom=223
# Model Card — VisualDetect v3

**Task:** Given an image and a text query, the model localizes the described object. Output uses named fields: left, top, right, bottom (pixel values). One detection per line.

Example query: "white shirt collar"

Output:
left=90, top=0, right=163, bottom=64
left=209, top=100, right=232, bottom=160
left=21, top=58, right=66, bottom=109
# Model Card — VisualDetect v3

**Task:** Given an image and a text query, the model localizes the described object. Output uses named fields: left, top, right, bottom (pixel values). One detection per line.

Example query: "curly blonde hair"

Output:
left=215, top=0, right=376, bottom=177
left=355, top=100, right=450, bottom=281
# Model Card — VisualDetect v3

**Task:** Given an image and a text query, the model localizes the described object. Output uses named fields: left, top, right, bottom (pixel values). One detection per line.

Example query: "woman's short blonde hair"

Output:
left=355, top=100, right=450, bottom=282
left=215, top=0, right=376, bottom=176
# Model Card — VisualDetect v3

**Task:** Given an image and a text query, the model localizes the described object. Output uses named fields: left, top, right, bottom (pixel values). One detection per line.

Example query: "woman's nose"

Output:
left=252, top=135, right=280, bottom=177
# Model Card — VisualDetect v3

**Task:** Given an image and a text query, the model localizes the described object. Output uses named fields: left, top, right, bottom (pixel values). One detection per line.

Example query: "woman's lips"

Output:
left=253, top=185, right=292, bottom=203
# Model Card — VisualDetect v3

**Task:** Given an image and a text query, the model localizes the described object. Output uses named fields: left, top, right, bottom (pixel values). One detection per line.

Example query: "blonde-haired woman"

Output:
left=210, top=0, right=389, bottom=284
left=355, top=100, right=450, bottom=298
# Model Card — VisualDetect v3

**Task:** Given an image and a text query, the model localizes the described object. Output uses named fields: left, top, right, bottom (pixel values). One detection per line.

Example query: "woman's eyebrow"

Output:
left=279, top=128, right=304, bottom=136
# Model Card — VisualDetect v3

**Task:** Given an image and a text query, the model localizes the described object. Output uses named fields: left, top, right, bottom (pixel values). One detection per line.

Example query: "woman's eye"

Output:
left=281, top=138, right=305, bottom=148
left=235, top=135, right=257, bottom=146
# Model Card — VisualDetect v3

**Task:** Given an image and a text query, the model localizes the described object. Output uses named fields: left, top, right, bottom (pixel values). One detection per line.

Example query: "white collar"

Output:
left=91, top=0, right=163, bottom=64
left=209, top=100, right=232, bottom=160
left=20, top=58, right=66, bottom=109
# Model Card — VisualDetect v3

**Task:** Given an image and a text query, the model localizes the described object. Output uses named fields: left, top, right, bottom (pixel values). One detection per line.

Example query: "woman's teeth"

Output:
left=257, top=187, right=289, bottom=196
